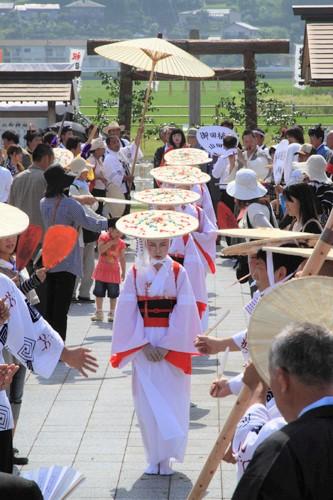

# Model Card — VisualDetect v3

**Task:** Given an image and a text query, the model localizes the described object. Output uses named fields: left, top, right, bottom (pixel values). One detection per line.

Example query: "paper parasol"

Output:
left=151, top=166, right=211, bottom=186
left=164, top=148, right=211, bottom=166
left=262, top=245, right=333, bottom=261
left=248, top=276, right=333, bottom=385
left=0, top=203, right=29, bottom=238
left=132, top=188, right=200, bottom=207
left=116, top=210, right=198, bottom=240
left=95, top=37, right=214, bottom=186
left=218, top=228, right=317, bottom=239
left=53, top=148, right=74, bottom=169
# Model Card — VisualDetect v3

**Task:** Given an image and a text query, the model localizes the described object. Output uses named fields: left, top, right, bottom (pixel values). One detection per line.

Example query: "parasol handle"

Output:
left=301, top=209, right=333, bottom=277
left=128, top=59, right=158, bottom=191
left=86, top=125, right=98, bottom=145
left=187, top=386, right=251, bottom=500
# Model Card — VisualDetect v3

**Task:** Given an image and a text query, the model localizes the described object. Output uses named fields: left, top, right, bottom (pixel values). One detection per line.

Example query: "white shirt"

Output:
left=0, top=166, right=13, bottom=202
left=212, top=149, right=237, bottom=188
left=103, top=143, right=143, bottom=193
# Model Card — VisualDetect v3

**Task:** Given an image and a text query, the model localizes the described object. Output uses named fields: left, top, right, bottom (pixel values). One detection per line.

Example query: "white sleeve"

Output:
left=123, top=143, right=143, bottom=162
left=212, top=157, right=228, bottom=181
left=103, top=155, right=123, bottom=187
left=247, top=203, right=273, bottom=228
left=0, top=274, right=64, bottom=378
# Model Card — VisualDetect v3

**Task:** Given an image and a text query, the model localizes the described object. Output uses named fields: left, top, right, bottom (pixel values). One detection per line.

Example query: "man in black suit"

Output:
left=153, top=126, right=171, bottom=168
left=232, top=322, right=333, bottom=500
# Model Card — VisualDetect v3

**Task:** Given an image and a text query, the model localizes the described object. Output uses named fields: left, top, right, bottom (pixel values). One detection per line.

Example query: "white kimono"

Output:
left=177, top=204, right=217, bottom=274
left=111, top=256, right=202, bottom=465
left=233, top=398, right=286, bottom=481
left=0, top=274, right=64, bottom=430
left=169, top=234, right=208, bottom=319
left=192, top=183, right=217, bottom=226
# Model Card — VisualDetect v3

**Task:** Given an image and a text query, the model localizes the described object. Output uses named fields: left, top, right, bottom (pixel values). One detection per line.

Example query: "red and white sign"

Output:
left=69, top=49, right=85, bottom=70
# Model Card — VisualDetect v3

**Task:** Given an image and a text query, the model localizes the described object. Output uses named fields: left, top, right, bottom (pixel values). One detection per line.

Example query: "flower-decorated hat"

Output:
left=164, top=148, right=210, bottom=165
left=151, top=166, right=211, bottom=186
left=133, top=188, right=200, bottom=207
left=0, top=203, right=29, bottom=238
left=116, top=210, right=198, bottom=239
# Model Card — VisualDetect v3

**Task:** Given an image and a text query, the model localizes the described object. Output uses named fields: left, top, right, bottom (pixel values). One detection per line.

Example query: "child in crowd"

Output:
left=91, top=218, right=126, bottom=322
left=0, top=232, right=46, bottom=466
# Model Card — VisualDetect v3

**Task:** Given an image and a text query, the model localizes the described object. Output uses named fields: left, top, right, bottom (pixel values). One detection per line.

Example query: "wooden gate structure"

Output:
left=87, top=35, right=289, bottom=131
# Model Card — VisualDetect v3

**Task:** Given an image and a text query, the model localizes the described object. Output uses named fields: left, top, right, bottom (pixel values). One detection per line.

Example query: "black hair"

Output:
left=169, top=128, right=186, bottom=148
left=223, top=135, right=237, bottom=149
left=66, top=137, right=81, bottom=151
left=221, top=119, right=234, bottom=130
left=108, top=217, right=120, bottom=229
left=308, top=125, right=325, bottom=142
left=242, top=129, right=256, bottom=138
left=7, top=145, right=22, bottom=157
left=25, top=130, right=42, bottom=146
left=256, top=244, right=305, bottom=276
left=1, top=130, right=19, bottom=144
left=43, top=131, right=57, bottom=145
left=32, top=144, right=54, bottom=162
left=269, top=146, right=276, bottom=156
left=283, top=183, right=319, bottom=226
left=285, top=126, right=304, bottom=144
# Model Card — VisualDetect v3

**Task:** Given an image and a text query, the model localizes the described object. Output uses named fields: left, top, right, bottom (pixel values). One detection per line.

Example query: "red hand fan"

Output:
left=42, top=225, right=78, bottom=270
left=16, top=225, right=43, bottom=271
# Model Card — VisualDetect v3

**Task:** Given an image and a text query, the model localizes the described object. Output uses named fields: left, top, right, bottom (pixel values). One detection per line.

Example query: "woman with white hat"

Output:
left=293, top=154, right=333, bottom=225
left=227, top=169, right=278, bottom=229
left=110, top=210, right=202, bottom=476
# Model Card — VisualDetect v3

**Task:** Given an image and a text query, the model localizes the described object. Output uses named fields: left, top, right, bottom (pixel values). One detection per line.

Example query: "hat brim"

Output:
left=293, top=161, right=333, bottom=184
left=248, top=276, right=333, bottom=385
left=0, top=203, right=29, bottom=238
left=116, top=210, right=199, bottom=239
left=226, top=180, right=267, bottom=200
left=133, top=188, right=201, bottom=206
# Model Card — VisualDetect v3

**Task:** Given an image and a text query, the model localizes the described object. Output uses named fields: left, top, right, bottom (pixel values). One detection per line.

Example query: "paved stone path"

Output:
left=16, top=245, right=249, bottom=499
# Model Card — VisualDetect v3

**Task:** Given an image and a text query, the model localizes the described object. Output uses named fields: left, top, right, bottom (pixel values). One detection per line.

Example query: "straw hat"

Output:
left=247, top=276, right=333, bottom=384
left=297, top=143, right=314, bottom=156
left=262, top=245, right=333, bottom=261
left=164, top=148, right=210, bottom=165
left=133, top=188, right=200, bottom=207
left=151, top=166, right=210, bottom=186
left=293, top=155, right=332, bottom=184
left=0, top=203, right=29, bottom=238
left=103, top=122, right=124, bottom=135
left=226, top=168, right=267, bottom=200
left=90, top=137, right=105, bottom=152
left=219, top=227, right=319, bottom=257
left=52, top=147, right=74, bottom=168
left=116, top=210, right=198, bottom=239
left=68, top=157, right=90, bottom=177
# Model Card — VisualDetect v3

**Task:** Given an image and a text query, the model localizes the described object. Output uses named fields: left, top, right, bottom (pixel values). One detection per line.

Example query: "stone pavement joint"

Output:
left=16, top=248, right=247, bottom=499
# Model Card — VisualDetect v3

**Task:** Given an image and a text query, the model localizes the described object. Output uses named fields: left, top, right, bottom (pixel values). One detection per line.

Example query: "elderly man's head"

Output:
left=106, top=134, right=121, bottom=152
left=326, top=130, right=333, bottom=150
left=269, top=322, right=333, bottom=422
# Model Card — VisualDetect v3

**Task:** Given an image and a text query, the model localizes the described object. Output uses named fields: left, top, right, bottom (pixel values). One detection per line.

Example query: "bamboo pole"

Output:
left=187, top=386, right=251, bottom=500
left=300, top=208, right=333, bottom=276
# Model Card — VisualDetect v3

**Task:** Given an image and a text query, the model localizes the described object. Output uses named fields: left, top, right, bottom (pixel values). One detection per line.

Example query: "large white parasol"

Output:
left=95, top=37, right=215, bottom=185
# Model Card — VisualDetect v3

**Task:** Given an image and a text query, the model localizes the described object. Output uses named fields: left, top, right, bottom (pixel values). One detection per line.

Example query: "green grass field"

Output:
left=79, top=78, right=333, bottom=156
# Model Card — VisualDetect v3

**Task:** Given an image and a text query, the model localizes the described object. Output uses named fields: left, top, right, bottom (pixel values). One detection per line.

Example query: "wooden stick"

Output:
left=187, top=386, right=251, bottom=500
left=128, top=59, right=157, bottom=191
left=86, top=124, right=98, bottom=145
left=301, top=209, right=333, bottom=277
left=203, top=310, right=230, bottom=337
left=218, top=347, right=229, bottom=379
left=227, top=272, right=251, bottom=288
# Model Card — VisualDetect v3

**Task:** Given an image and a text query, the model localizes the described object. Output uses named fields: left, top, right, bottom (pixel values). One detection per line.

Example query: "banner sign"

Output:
left=196, top=126, right=238, bottom=155
left=273, top=139, right=289, bottom=184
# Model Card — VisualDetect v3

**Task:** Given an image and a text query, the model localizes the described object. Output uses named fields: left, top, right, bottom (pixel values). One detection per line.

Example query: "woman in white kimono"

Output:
left=110, top=210, right=202, bottom=476
left=0, top=203, right=98, bottom=474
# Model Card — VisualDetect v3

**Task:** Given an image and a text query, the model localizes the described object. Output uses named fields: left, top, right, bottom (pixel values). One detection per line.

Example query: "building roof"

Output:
left=301, top=22, right=333, bottom=86
left=293, top=5, right=333, bottom=21
left=0, top=83, right=73, bottom=102
left=0, top=3, right=14, bottom=9
left=65, top=0, right=105, bottom=7
left=15, top=4, right=60, bottom=11
left=0, top=63, right=80, bottom=102
left=233, top=22, right=259, bottom=31
left=179, top=8, right=230, bottom=17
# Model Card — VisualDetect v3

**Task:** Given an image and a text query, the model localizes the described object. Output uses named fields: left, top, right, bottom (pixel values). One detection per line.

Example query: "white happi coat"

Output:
left=232, top=398, right=285, bottom=481
left=0, top=274, right=64, bottom=430
left=169, top=234, right=208, bottom=318
left=111, top=256, right=202, bottom=464
left=177, top=204, right=217, bottom=274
